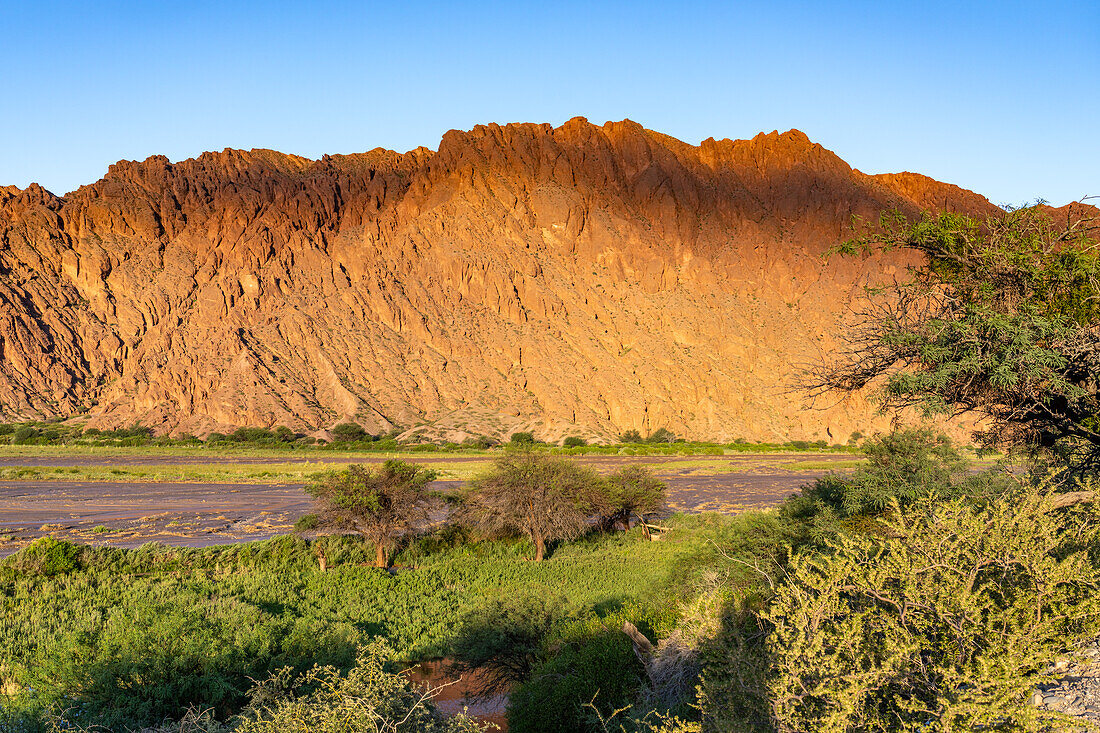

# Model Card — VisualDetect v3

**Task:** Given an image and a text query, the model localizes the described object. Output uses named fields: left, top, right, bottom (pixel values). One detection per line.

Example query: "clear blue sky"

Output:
left=1, top=0, right=1096, bottom=205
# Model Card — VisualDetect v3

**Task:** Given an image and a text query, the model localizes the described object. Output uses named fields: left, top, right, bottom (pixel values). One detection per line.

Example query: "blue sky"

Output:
left=1, top=0, right=1096, bottom=205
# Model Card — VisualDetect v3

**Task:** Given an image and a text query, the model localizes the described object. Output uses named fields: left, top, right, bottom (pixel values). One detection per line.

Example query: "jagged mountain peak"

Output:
left=0, top=120, right=1060, bottom=442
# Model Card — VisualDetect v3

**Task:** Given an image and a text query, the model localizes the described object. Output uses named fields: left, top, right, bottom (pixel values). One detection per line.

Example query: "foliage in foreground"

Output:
left=695, top=480, right=1100, bottom=732
left=38, top=640, right=481, bottom=733
left=0, top=516, right=713, bottom=731
left=236, top=639, right=483, bottom=733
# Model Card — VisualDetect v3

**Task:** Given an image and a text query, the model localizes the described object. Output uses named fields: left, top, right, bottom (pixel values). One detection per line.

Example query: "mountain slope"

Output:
left=0, top=119, right=1026, bottom=441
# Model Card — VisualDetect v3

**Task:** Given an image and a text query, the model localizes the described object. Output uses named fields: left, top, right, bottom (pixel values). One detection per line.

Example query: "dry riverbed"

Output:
left=0, top=452, right=859, bottom=556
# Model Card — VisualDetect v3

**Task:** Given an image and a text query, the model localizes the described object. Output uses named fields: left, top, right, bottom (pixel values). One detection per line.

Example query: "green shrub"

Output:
left=596, top=465, right=667, bottom=531
left=563, top=436, right=587, bottom=448
left=779, top=428, right=1007, bottom=542
left=510, top=431, right=536, bottom=445
left=647, top=428, right=677, bottom=444
left=9, top=537, right=82, bottom=576
left=12, top=426, right=39, bottom=444
left=31, top=593, right=359, bottom=731
left=229, top=427, right=276, bottom=443
left=236, top=639, right=481, bottom=733
left=460, top=435, right=496, bottom=449
left=294, top=514, right=320, bottom=532
left=273, top=426, right=296, bottom=442
left=620, top=430, right=644, bottom=443
left=331, top=422, right=367, bottom=442
left=764, top=484, right=1100, bottom=731
left=450, top=594, right=567, bottom=696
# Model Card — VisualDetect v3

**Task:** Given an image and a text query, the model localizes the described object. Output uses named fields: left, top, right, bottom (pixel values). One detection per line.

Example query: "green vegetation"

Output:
left=0, top=515, right=730, bottom=732
left=6, top=203, right=1097, bottom=732
left=234, top=640, right=483, bottom=733
left=306, top=461, right=438, bottom=567
left=818, top=205, right=1100, bottom=473
left=766, top=485, right=1100, bottom=732
left=462, top=452, right=607, bottom=561
left=0, top=418, right=855, bottom=460
left=778, top=427, right=1010, bottom=541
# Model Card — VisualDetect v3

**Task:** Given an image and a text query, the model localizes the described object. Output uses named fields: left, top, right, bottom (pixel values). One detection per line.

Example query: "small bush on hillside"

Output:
left=563, top=436, right=587, bottom=448
left=461, top=435, right=496, bottom=449
left=331, top=422, right=367, bottom=442
left=510, top=431, right=536, bottom=445
left=620, top=430, right=644, bottom=443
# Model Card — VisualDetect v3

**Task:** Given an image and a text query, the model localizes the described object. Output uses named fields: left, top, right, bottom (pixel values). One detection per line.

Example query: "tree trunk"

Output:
left=374, top=542, right=387, bottom=568
left=534, top=533, right=546, bottom=561
left=316, top=546, right=328, bottom=572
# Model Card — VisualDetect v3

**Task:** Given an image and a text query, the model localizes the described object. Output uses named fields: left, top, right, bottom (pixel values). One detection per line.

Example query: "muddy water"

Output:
left=405, top=660, right=509, bottom=729
left=0, top=455, right=845, bottom=555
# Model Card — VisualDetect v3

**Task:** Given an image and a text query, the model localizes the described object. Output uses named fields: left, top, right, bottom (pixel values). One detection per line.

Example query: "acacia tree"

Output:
left=306, top=460, right=436, bottom=568
left=464, top=452, right=602, bottom=560
left=811, top=205, right=1100, bottom=473
left=597, top=465, right=668, bottom=535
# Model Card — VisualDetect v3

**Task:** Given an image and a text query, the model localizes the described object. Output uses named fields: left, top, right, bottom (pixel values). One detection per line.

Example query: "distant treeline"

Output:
left=0, top=419, right=861, bottom=454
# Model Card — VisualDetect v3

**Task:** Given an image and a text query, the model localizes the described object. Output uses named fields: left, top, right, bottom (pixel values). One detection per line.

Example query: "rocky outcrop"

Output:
left=1, top=119, right=1072, bottom=441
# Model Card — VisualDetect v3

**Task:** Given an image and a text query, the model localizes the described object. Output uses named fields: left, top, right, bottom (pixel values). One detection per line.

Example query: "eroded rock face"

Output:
left=0, top=119, right=1060, bottom=440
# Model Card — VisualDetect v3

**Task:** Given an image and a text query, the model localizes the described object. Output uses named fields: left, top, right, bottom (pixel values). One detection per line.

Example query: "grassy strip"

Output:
left=0, top=460, right=493, bottom=483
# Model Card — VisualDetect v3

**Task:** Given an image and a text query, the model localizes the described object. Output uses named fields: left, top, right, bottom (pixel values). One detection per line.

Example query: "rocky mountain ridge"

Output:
left=1, top=118, right=1074, bottom=442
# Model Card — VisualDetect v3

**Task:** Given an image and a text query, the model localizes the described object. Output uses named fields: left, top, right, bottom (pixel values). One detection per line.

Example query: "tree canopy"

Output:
left=813, top=205, right=1100, bottom=473
left=463, top=452, right=602, bottom=560
left=305, top=461, right=436, bottom=567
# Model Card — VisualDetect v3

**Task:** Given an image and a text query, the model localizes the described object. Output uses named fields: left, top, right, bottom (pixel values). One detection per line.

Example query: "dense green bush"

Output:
left=450, top=594, right=566, bottom=696
left=563, top=436, right=587, bottom=448
left=7, top=537, right=83, bottom=576
left=12, top=425, right=40, bottom=444
left=765, top=483, right=1100, bottom=732
left=510, top=431, right=536, bottom=445
left=780, top=427, right=1008, bottom=542
left=331, top=422, right=367, bottom=442
left=32, top=641, right=479, bottom=733
left=32, top=594, right=358, bottom=730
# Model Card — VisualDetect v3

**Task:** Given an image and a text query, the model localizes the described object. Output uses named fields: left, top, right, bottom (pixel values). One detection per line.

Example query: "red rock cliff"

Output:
left=0, top=119, right=1050, bottom=441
